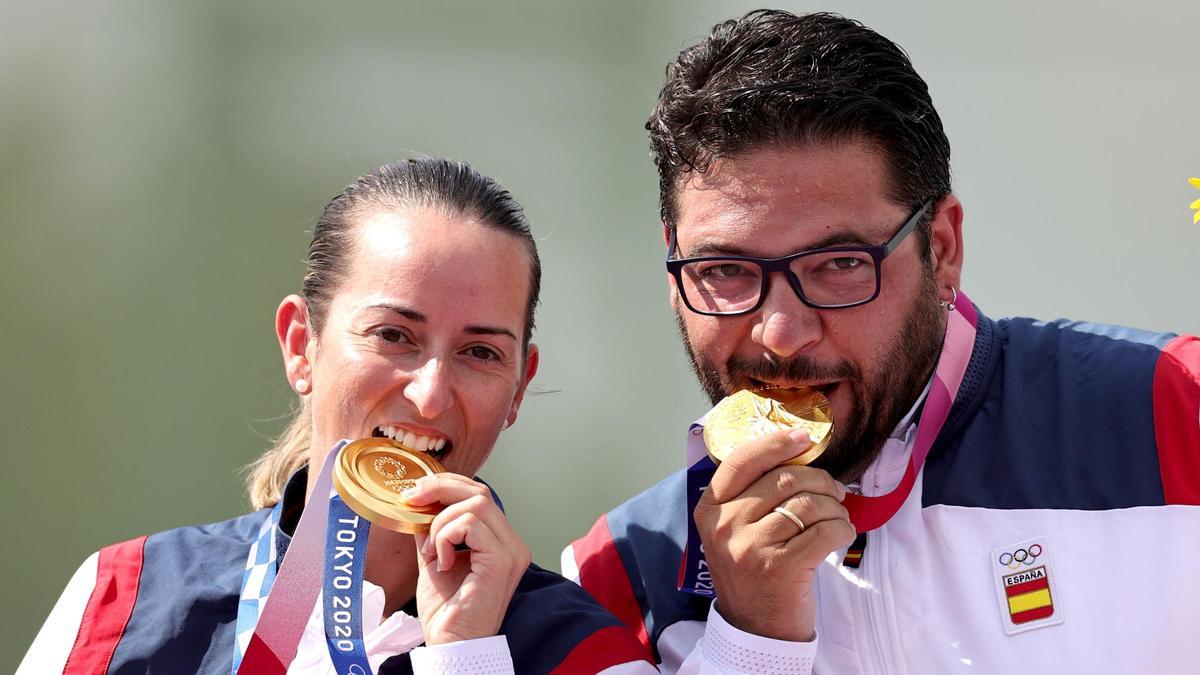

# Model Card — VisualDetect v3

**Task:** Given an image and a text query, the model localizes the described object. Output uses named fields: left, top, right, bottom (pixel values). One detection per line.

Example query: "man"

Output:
left=565, top=10, right=1200, bottom=673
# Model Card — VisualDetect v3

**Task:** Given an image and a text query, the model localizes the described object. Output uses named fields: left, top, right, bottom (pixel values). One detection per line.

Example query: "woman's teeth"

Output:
left=374, top=426, right=447, bottom=455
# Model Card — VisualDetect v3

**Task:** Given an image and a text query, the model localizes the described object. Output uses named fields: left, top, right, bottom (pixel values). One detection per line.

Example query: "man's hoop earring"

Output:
left=940, top=287, right=958, bottom=312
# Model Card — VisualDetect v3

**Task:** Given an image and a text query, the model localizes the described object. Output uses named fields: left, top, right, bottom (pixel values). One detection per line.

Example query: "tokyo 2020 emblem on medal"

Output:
left=703, top=387, right=834, bottom=466
left=332, top=437, right=448, bottom=534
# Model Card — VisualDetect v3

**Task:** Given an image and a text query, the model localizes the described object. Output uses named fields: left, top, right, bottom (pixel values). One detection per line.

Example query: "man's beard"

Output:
left=676, top=277, right=945, bottom=483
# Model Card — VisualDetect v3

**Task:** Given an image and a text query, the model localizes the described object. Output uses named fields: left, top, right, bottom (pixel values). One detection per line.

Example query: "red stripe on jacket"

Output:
left=550, top=624, right=654, bottom=674
left=63, top=536, right=147, bottom=675
left=1153, top=336, right=1200, bottom=504
left=571, top=515, right=653, bottom=656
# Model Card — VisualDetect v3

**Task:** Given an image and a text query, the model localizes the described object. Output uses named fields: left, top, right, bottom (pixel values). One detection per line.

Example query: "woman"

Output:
left=20, top=158, right=653, bottom=674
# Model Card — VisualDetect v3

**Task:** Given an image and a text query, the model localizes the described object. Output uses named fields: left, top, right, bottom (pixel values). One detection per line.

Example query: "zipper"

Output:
left=859, top=529, right=894, bottom=674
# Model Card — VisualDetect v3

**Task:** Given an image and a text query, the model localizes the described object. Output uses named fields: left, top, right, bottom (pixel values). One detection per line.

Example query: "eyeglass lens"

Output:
left=678, top=250, right=877, bottom=313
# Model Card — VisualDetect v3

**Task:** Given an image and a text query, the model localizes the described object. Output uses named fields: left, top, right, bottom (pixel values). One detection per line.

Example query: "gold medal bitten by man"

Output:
left=332, top=438, right=447, bottom=534
left=703, top=388, right=834, bottom=466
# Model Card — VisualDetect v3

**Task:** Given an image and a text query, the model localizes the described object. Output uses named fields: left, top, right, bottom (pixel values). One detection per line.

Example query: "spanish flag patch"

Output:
left=991, top=537, right=1064, bottom=635
left=1003, top=565, right=1053, bottom=624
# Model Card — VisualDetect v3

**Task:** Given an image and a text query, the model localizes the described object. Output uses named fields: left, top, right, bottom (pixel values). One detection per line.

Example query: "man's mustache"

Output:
left=725, top=355, right=859, bottom=386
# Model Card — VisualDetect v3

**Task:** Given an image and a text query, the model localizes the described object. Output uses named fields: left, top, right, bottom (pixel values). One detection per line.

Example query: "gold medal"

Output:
left=332, top=437, right=448, bottom=534
left=703, top=388, right=834, bottom=466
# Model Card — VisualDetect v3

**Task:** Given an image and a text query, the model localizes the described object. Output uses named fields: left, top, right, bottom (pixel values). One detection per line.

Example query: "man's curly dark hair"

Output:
left=648, top=10, right=952, bottom=249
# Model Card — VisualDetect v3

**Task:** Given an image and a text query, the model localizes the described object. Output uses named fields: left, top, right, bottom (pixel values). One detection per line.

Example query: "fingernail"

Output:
left=421, top=537, right=435, bottom=557
left=437, top=553, right=451, bottom=572
left=400, top=486, right=419, bottom=500
left=835, top=481, right=848, bottom=500
left=789, top=429, right=810, bottom=444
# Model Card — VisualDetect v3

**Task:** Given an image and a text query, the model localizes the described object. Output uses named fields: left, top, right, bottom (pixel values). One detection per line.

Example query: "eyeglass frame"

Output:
left=665, top=198, right=935, bottom=316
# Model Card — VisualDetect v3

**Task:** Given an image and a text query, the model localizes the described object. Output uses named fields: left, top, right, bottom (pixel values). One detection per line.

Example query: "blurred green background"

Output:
left=3, top=0, right=1198, bottom=667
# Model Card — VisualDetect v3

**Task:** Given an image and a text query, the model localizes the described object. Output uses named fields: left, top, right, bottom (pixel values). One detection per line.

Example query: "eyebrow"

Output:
left=369, top=303, right=518, bottom=341
left=372, top=303, right=426, bottom=322
left=464, top=325, right=519, bottom=341
left=685, top=229, right=873, bottom=258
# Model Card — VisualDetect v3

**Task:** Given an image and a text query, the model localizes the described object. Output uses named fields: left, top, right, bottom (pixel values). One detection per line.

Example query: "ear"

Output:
left=276, top=294, right=314, bottom=394
left=505, top=342, right=540, bottom=428
left=928, top=194, right=964, bottom=294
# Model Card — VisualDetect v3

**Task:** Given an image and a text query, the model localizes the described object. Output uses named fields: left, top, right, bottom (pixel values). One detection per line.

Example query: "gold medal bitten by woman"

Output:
left=332, top=437, right=448, bottom=534
left=703, top=388, right=835, bottom=466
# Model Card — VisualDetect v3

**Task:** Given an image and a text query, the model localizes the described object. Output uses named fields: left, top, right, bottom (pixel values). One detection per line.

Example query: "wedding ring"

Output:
left=772, top=506, right=806, bottom=533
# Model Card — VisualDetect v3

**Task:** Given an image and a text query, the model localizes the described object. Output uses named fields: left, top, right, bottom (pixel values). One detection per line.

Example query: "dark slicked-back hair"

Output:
left=302, top=158, right=540, bottom=348
left=648, top=10, right=951, bottom=244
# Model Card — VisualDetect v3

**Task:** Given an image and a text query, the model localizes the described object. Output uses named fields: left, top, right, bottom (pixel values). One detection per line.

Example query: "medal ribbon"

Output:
left=679, top=294, right=978, bottom=596
left=232, top=500, right=283, bottom=673
left=322, top=495, right=374, bottom=674
left=841, top=297, right=977, bottom=530
left=237, top=440, right=348, bottom=674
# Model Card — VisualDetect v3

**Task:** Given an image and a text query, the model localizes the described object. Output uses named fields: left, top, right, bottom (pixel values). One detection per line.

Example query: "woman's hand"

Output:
left=403, top=474, right=531, bottom=646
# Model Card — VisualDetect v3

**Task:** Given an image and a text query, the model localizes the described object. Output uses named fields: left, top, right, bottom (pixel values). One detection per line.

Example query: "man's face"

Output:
left=669, top=142, right=957, bottom=482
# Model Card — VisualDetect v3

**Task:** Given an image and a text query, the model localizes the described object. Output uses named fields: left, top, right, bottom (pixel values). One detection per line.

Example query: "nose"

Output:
left=403, top=357, right=453, bottom=419
left=749, top=273, right=823, bottom=358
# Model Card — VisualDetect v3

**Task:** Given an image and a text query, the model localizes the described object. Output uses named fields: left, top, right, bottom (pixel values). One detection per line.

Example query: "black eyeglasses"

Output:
left=666, top=199, right=933, bottom=316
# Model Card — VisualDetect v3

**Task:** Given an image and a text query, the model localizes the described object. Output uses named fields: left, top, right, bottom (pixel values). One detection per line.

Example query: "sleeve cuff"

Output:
left=701, top=602, right=817, bottom=674
left=409, top=635, right=515, bottom=674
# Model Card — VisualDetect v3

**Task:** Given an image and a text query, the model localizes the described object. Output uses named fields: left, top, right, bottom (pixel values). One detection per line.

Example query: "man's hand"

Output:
left=402, top=474, right=531, bottom=646
left=694, top=428, right=855, bottom=642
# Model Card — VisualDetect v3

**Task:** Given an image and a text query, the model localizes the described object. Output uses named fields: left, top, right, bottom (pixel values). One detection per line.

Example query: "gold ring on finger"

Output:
left=772, top=506, right=806, bottom=533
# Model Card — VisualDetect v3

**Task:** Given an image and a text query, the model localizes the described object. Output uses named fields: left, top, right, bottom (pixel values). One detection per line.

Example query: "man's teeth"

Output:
left=376, top=426, right=447, bottom=453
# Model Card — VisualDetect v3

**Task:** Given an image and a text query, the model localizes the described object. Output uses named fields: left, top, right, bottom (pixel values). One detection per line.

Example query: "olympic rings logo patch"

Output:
left=997, top=544, right=1042, bottom=569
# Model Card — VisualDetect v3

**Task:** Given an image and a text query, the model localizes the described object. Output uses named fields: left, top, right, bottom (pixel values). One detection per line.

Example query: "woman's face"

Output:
left=296, top=206, right=538, bottom=479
